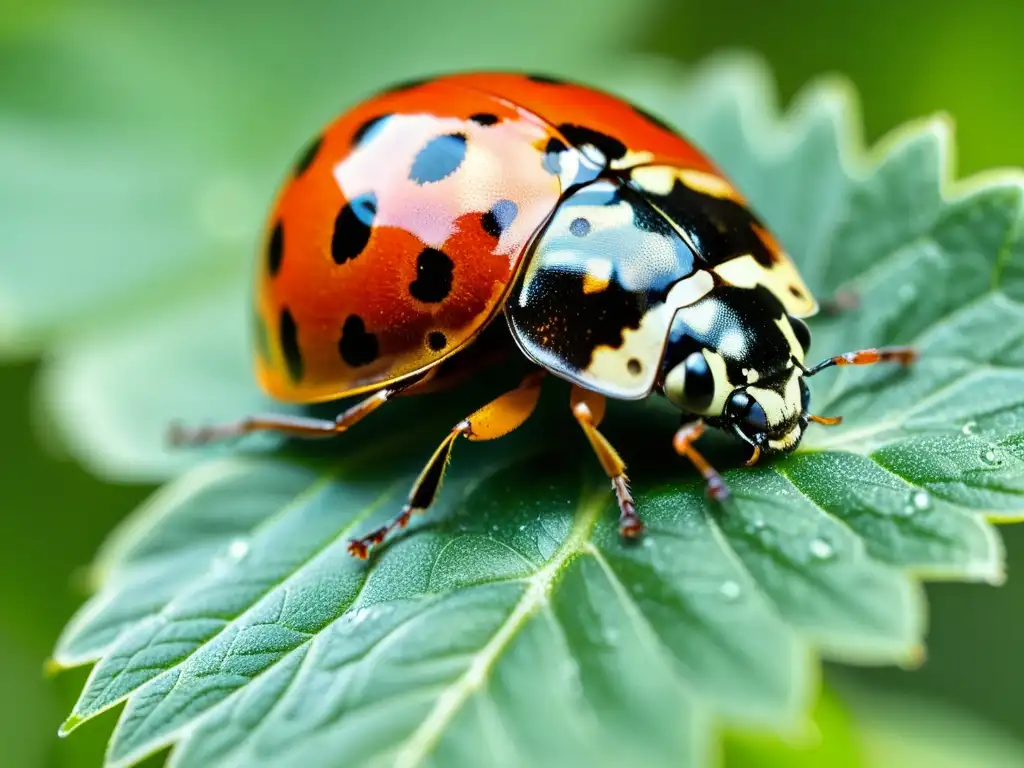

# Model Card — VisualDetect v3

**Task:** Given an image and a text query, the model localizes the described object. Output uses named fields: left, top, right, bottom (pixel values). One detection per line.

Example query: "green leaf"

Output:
left=51, top=51, right=1024, bottom=767
left=0, top=0, right=657, bottom=358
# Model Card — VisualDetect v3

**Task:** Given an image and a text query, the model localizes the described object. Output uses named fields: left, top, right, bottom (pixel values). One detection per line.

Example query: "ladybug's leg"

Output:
left=818, top=288, right=861, bottom=316
left=570, top=386, right=644, bottom=539
left=672, top=420, right=729, bottom=501
left=347, top=370, right=545, bottom=559
left=167, top=373, right=430, bottom=447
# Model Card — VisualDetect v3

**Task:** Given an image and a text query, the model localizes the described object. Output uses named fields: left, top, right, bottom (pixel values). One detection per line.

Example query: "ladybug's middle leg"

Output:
left=570, top=385, right=644, bottom=539
left=346, top=369, right=545, bottom=559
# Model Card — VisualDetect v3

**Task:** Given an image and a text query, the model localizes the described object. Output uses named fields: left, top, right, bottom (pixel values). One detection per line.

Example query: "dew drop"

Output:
left=961, top=420, right=977, bottom=435
left=911, top=490, right=931, bottom=511
left=981, top=449, right=1000, bottom=466
left=491, top=524, right=499, bottom=532
left=808, top=537, right=835, bottom=560
left=227, top=539, right=249, bottom=561
left=719, top=580, right=741, bottom=601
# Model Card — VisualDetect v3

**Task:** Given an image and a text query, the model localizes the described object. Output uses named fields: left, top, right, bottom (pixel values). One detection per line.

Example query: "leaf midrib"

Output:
left=389, top=481, right=606, bottom=768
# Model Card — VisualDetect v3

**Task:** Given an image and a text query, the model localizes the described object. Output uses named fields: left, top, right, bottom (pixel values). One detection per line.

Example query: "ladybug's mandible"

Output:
left=171, top=72, right=916, bottom=558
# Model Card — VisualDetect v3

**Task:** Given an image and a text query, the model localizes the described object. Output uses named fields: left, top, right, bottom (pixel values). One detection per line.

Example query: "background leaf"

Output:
left=51, top=53, right=1024, bottom=766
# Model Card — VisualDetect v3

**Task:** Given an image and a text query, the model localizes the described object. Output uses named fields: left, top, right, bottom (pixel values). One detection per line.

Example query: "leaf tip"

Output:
left=986, top=565, right=1007, bottom=587
left=43, top=656, right=65, bottom=678
left=898, top=643, right=928, bottom=670
left=58, top=713, right=83, bottom=737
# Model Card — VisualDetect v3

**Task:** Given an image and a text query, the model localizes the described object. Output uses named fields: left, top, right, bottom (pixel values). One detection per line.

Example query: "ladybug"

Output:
left=170, top=72, right=917, bottom=558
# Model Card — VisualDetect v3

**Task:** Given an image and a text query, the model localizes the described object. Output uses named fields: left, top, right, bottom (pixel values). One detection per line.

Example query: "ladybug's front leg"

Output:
left=347, top=370, right=546, bottom=559
left=672, top=420, right=730, bottom=501
left=570, top=386, right=645, bottom=539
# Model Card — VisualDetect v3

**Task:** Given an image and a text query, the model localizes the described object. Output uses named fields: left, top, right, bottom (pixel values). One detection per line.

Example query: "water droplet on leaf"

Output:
left=226, top=539, right=249, bottom=561
left=808, top=537, right=835, bottom=560
left=911, top=490, right=931, bottom=511
left=719, top=580, right=741, bottom=601
left=961, top=421, right=976, bottom=435
left=981, top=449, right=1000, bottom=466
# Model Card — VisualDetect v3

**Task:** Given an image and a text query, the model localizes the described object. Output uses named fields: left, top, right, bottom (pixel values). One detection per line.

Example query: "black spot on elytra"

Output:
left=557, top=123, right=626, bottom=163
left=543, top=137, right=567, bottom=175
left=627, top=358, right=643, bottom=376
left=506, top=253, right=644, bottom=373
left=632, top=104, right=677, bottom=134
left=279, top=308, right=303, bottom=382
left=645, top=179, right=777, bottom=268
left=480, top=199, right=518, bottom=238
left=569, top=217, right=590, bottom=237
left=789, top=285, right=804, bottom=299
left=352, top=114, right=390, bottom=147
left=469, top=112, right=499, bottom=126
left=526, top=73, right=566, bottom=85
left=339, top=315, right=379, bottom=367
left=410, top=133, right=467, bottom=184
left=267, top=221, right=284, bottom=275
left=410, top=248, right=454, bottom=303
left=331, top=193, right=377, bottom=264
left=294, top=135, right=322, bottom=176
left=427, top=331, right=447, bottom=351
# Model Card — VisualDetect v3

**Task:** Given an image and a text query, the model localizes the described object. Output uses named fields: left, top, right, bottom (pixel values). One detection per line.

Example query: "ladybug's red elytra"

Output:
left=170, top=72, right=917, bottom=558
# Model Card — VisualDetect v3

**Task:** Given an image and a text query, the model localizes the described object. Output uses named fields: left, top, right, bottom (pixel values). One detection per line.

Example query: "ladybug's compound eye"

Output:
left=726, top=390, right=769, bottom=434
left=664, top=351, right=716, bottom=412
left=743, top=401, right=769, bottom=433
left=726, top=390, right=752, bottom=418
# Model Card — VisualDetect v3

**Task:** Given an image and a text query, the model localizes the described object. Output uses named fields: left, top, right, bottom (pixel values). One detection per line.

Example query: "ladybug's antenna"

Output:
left=805, top=346, right=918, bottom=376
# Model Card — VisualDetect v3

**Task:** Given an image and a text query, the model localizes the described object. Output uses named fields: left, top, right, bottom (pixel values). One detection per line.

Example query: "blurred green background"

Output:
left=2, top=0, right=1023, bottom=765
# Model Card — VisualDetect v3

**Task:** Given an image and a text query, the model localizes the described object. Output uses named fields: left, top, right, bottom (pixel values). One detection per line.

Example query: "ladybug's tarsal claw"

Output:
left=706, top=477, right=730, bottom=502
left=612, top=476, right=645, bottom=540
left=619, top=516, right=646, bottom=539
left=346, top=540, right=370, bottom=560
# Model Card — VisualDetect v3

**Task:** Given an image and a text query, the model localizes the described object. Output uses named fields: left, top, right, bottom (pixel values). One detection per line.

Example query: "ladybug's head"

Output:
left=661, top=348, right=812, bottom=458
left=657, top=287, right=817, bottom=459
